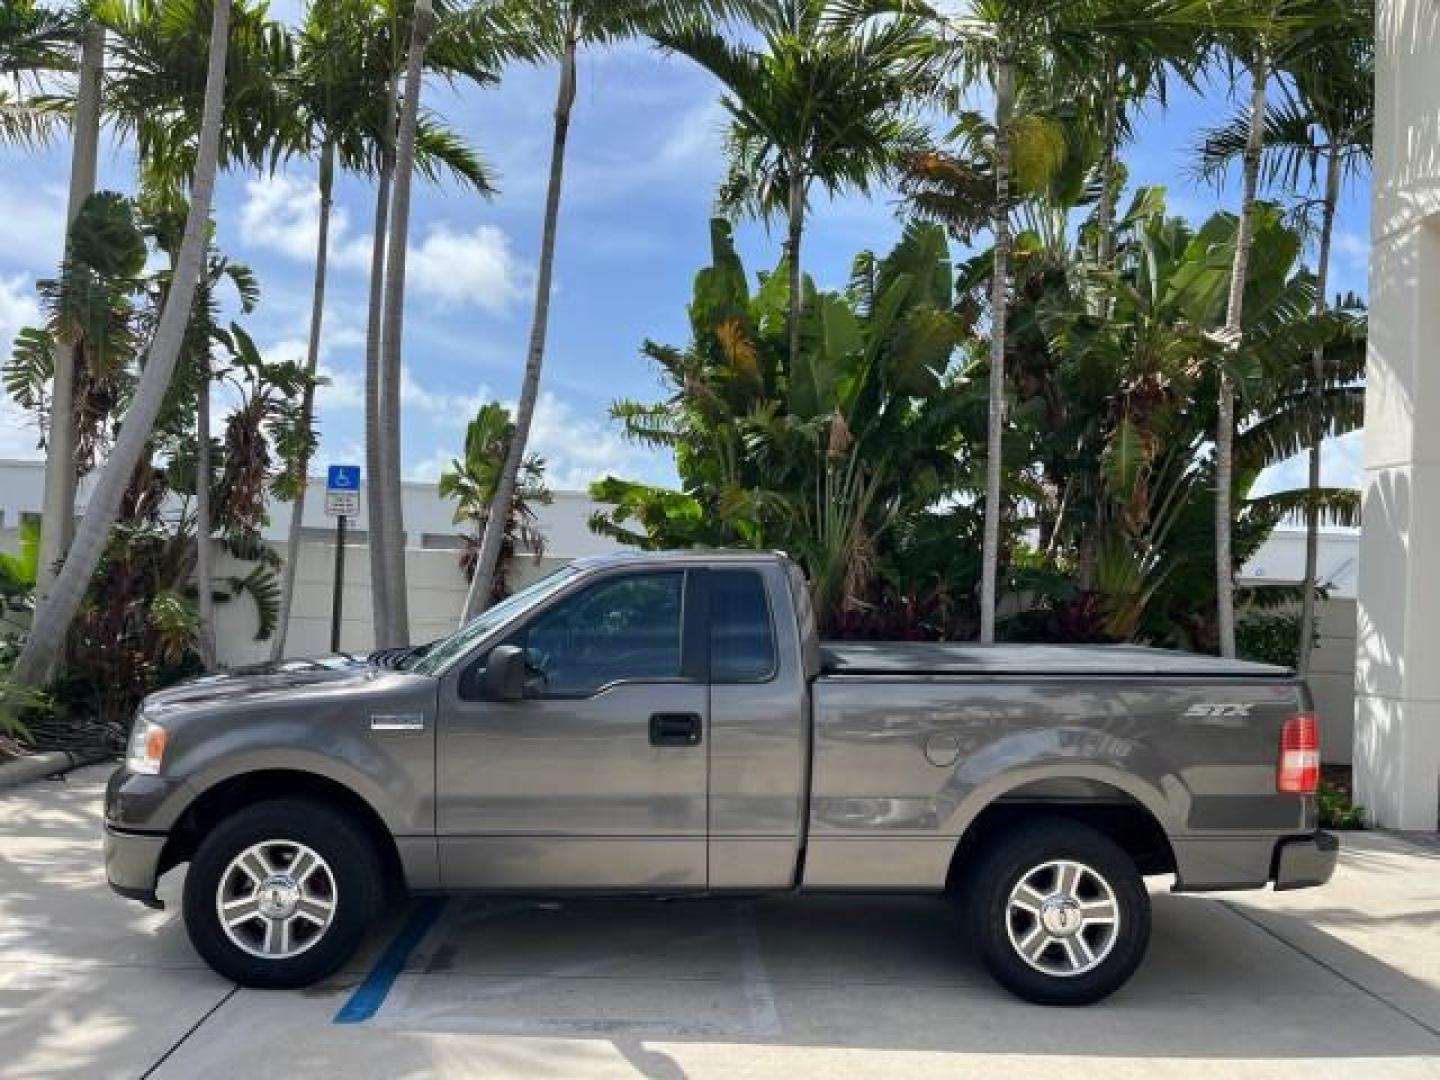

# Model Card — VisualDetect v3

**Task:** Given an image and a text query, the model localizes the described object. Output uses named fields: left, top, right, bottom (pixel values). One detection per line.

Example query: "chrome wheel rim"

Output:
left=1005, top=859, right=1120, bottom=978
left=216, top=840, right=337, bottom=960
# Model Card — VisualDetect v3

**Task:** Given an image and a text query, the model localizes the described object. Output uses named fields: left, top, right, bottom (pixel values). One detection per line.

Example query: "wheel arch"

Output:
left=946, top=774, right=1178, bottom=891
left=158, top=768, right=407, bottom=892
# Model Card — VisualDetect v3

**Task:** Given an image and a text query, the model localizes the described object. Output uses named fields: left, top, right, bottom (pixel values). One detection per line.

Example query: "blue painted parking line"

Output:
left=334, top=897, right=448, bottom=1025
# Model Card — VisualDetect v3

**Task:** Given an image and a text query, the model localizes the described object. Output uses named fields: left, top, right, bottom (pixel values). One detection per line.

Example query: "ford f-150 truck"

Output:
left=104, top=551, right=1337, bottom=1005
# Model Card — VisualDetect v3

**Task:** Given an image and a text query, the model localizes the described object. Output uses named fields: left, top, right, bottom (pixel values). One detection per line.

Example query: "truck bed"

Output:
left=819, top=641, right=1292, bottom=679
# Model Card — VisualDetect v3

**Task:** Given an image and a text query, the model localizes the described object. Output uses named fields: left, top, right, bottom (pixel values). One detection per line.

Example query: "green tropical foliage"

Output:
left=0, top=0, right=74, bottom=146
left=3, top=189, right=309, bottom=744
left=439, top=402, right=553, bottom=604
left=592, top=217, right=982, bottom=632
left=592, top=189, right=1365, bottom=646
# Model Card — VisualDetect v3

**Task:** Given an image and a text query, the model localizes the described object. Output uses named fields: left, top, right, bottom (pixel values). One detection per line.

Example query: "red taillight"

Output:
left=1278, top=713, right=1320, bottom=794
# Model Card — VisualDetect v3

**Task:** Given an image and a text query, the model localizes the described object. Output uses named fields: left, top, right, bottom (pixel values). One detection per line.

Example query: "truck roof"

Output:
left=569, top=550, right=792, bottom=569
left=821, top=642, right=1293, bottom=679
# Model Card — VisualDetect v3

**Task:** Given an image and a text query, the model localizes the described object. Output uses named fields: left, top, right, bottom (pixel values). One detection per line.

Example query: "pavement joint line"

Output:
left=138, top=983, right=240, bottom=1079
left=1217, top=898, right=1440, bottom=1042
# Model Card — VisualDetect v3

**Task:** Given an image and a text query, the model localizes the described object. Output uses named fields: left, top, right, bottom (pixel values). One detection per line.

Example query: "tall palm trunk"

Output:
left=12, top=0, right=233, bottom=687
left=35, top=19, right=104, bottom=603
left=786, top=165, right=805, bottom=370
left=462, top=26, right=577, bottom=623
left=1093, top=59, right=1119, bottom=279
left=375, top=0, right=433, bottom=646
left=194, top=347, right=216, bottom=669
left=1297, top=142, right=1342, bottom=676
left=365, top=75, right=397, bottom=647
left=1215, top=45, right=1268, bottom=659
left=272, top=139, right=335, bottom=660
left=979, top=54, right=1015, bottom=646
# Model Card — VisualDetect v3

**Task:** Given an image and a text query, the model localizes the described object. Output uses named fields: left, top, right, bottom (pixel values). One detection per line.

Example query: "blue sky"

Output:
left=0, top=24, right=1370, bottom=498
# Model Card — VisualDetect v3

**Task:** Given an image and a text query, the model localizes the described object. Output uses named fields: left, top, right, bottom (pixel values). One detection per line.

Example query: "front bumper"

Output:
left=1272, top=830, right=1339, bottom=890
left=103, top=823, right=167, bottom=909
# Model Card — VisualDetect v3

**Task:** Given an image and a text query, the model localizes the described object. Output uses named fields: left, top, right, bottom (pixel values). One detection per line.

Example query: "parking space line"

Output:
left=734, top=901, right=781, bottom=1037
left=334, top=897, right=448, bottom=1025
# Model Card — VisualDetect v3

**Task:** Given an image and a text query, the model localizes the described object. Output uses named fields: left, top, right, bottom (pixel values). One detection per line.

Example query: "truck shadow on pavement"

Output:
left=351, top=887, right=1440, bottom=1063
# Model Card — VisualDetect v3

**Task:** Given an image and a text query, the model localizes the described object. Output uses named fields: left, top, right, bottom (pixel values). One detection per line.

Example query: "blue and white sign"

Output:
left=324, top=464, right=361, bottom=517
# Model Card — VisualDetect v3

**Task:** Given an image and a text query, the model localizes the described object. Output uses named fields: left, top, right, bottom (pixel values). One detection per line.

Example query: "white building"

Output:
left=1357, top=0, right=1440, bottom=828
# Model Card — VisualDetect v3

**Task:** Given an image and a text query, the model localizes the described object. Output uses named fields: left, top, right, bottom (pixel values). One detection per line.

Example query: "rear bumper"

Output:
left=1272, top=830, right=1339, bottom=891
left=103, top=824, right=167, bottom=909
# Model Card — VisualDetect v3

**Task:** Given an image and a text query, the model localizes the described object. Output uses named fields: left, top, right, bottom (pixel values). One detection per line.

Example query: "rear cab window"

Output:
left=709, top=569, right=777, bottom=682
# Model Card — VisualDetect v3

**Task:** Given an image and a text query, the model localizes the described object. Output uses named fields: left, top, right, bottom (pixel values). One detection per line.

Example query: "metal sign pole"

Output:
left=323, top=464, right=360, bottom=654
left=331, top=514, right=347, bottom=653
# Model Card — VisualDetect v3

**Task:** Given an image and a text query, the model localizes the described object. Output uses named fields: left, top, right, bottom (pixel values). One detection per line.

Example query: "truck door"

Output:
left=436, top=568, right=709, bottom=890
left=705, top=565, right=810, bottom=889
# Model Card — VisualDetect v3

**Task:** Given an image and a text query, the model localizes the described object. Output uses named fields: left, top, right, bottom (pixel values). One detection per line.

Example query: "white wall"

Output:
left=1309, top=598, right=1357, bottom=765
left=1356, top=0, right=1440, bottom=828
left=213, top=540, right=564, bottom=664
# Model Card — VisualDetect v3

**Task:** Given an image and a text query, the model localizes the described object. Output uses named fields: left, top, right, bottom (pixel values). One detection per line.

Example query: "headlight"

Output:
left=125, top=715, right=168, bottom=775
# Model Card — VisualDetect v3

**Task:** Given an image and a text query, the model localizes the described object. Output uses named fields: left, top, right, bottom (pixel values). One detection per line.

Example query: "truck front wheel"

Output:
left=967, top=819, right=1150, bottom=1005
left=182, top=799, right=384, bottom=988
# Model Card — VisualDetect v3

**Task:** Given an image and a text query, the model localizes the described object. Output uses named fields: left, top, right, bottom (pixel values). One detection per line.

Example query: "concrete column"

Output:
left=1354, top=0, right=1440, bottom=829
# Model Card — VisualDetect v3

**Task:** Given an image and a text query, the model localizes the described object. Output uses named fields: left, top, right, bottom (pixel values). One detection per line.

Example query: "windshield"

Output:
left=410, top=566, right=580, bottom=676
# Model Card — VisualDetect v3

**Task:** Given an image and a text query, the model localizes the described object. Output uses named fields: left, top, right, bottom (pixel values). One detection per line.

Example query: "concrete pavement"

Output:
left=2, top=764, right=1437, bottom=1079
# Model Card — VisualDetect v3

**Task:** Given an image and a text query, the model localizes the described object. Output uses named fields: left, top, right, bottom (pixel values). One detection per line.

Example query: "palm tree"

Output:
left=1207, top=0, right=1343, bottom=658
left=896, top=0, right=1107, bottom=644
left=458, top=0, right=759, bottom=623
left=35, top=13, right=104, bottom=608
left=358, top=0, right=511, bottom=648
left=0, top=0, right=73, bottom=147
left=11, top=0, right=233, bottom=687
left=98, top=0, right=300, bottom=664
left=1197, top=7, right=1370, bottom=671
left=1081, top=1, right=1205, bottom=286
left=270, top=0, right=497, bottom=659
left=660, top=2, right=927, bottom=369
left=439, top=402, right=552, bottom=604
left=370, top=0, right=434, bottom=650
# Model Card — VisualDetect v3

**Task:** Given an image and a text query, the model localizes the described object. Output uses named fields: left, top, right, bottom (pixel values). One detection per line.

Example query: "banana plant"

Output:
left=592, top=216, right=977, bottom=632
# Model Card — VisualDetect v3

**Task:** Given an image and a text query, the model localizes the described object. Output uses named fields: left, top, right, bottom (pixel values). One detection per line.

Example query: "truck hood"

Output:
left=140, top=654, right=400, bottom=717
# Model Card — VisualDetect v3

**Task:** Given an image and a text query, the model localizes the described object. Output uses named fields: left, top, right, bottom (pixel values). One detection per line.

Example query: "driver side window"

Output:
left=522, top=572, right=684, bottom=697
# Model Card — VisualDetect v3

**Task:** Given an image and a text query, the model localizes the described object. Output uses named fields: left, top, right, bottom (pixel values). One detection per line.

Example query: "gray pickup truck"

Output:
left=105, top=550, right=1336, bottom=1005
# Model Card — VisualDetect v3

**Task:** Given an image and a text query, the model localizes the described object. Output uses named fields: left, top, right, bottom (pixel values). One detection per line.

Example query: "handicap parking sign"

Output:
left=325, top=465, right=361, bottom=516
left=327, top=465, right=360, bottom=491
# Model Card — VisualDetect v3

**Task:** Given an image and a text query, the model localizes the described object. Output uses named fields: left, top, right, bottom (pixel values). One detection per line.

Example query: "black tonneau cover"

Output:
left=819, top=641, right=1292, bottom=679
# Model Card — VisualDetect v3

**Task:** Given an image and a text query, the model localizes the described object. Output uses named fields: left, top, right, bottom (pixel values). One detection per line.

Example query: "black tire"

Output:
left=966, top=818, right=1150, bottom=1006
left=182, top=798, right=384, bottom=988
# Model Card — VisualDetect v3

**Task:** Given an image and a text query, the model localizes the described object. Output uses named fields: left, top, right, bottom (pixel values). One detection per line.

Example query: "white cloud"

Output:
left=1253, top=430, right=1364, bottom=497
left=239, top=173, right=371, bottom=272
left=524, top=391, right=669, bottom=491
left=316, top=362, right=365, bottom=410
left=0, top=182, right=66, bottom=275
left=1335, top=230, right=1369, bottom=275
left=406, top=224, right=529, bottom=313
left=398, top=365, right=486, bottom=424
left=239, top=175, right=529, bottom=314
left=387, top=378, right=667, bottom=491
left=0, top=275, right=45, bottom=458
left=405, top=448, right=455, bottom=483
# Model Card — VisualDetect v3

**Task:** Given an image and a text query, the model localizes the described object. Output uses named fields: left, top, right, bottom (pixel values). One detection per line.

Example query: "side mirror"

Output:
left=482, top=644, right=526, bottom=701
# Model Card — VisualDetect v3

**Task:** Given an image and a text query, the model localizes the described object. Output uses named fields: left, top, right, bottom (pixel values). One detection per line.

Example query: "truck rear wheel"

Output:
left=967, top=818, right=1150, bottom=1005
left=182, top=799, right=383, bottom=988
